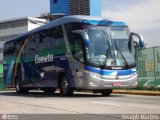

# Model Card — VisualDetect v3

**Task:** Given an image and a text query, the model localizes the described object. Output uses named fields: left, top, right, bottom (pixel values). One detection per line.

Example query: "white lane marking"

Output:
left=92, top=101, right=122, bottom=107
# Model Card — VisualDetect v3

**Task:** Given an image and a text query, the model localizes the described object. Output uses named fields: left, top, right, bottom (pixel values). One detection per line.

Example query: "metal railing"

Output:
left=137, top=47, right=160, bottom=89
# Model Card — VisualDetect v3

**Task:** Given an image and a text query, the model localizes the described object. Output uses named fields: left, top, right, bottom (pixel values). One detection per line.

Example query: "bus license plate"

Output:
left=113, top=82, right=121, bottom=87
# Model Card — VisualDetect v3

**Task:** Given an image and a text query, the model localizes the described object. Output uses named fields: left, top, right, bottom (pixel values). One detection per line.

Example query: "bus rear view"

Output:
left=3, top=16, right=144, bottom=96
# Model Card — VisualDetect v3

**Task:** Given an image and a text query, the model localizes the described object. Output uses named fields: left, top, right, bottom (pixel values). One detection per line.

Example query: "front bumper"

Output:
left=83, top=70, right=137, bottom=90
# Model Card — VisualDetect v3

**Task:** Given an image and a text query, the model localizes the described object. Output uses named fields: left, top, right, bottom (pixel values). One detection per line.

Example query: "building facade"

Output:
left=50, top=0, right=101, bottom=16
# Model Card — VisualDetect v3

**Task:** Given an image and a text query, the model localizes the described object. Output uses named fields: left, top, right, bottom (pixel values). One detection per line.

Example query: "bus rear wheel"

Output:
left=101, top=89, right=112, bottom=96
left=16, top=79, right=28, bottom=94
left=60, top=76, right=73, bottom=96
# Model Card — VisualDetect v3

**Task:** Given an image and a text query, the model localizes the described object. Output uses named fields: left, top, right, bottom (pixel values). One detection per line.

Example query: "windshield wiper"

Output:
left=100, top=27, right=117, bottom=66
left=114, top=41, right=129, bottom=68
left=116, top=48, right=129, bottom=68
left=105, top=48, right=116, bottom=65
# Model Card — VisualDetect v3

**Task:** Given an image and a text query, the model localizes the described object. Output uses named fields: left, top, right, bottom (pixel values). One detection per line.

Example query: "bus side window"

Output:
left=64, top=22, right=82, bottom=58
left=41, top=26, right=67, bottom=55
left=24, top=34, right=39, bottom=57
left=4, top=41, right=19, bottom=57
left=73, top=34, right=84, bottom=62
left=50, top=26, right=63, bottom=39
left=46, top=26, right=64, bottom=50
left=4, top=43, right=12, bottom=56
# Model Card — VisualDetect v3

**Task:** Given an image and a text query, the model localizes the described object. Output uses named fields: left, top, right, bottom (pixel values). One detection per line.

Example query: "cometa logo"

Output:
left=35, top=54, right=54, bottom=64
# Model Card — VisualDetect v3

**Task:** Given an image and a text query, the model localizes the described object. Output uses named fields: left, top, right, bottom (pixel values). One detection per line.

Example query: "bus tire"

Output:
left=60, top=76, right=73, bottom=96
left=16, top=79, right=28, bottom=94
left=101, top=89, right=112, bottom=96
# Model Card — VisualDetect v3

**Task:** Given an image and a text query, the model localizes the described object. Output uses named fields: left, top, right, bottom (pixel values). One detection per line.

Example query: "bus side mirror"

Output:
left=130, top=32, right=145, bottom=49
left=72, top=30, right=90, bottom=47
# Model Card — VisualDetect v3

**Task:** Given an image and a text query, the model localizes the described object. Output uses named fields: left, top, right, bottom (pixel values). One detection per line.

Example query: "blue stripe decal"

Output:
left=84, top=66, right=136, bottom=76
left=82, top=20, right=127, bottom=26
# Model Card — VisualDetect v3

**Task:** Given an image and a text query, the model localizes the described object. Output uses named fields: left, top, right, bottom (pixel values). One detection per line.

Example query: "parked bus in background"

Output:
left=3, top=16, right=144, bottom=96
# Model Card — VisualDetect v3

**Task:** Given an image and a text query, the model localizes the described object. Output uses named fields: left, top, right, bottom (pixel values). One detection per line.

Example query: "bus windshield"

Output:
left=85, top=25, right=136, bottom=69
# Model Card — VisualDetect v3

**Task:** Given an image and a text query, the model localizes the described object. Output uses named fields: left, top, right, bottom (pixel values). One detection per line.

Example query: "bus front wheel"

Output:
left=60, top=76, right=73, bottom=96
left=101, top=89, right=112, bottom=96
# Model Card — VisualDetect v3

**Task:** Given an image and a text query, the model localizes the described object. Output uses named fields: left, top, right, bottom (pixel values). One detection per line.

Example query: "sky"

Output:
left=102, top=0, right=160, bottom=47
left=0, top=0, right=160, bottom=48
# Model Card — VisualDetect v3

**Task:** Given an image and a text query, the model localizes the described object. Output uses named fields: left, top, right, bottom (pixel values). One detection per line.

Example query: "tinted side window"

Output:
left=4, top=40, right=24, bottom=57
left=24, top=25, right=65, bottom=56
left=38, top=26, right=64, bottom=51
left=65, top=22, right=81, bottom=35
left=65, top=22, right=82, bottom=54
left=65, top=23, right=84, bottom=62
left=74, top=34, right=84, bottom=62
left=47, top=26, right=63, bottom=39
left=4, top=42, right=14, bottom=57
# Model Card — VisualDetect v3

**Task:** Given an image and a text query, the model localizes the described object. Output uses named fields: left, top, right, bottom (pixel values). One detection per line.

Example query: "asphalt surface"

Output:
left=0, top=91, right=160, bottom=120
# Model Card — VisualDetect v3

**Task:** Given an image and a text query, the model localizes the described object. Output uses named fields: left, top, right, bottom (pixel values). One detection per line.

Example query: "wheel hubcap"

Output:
left=62, top=78, right=69, bottom=93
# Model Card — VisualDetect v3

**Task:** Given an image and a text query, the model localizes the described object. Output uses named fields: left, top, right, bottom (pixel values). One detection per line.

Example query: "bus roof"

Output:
left=4, top=15, right=127, bottom=43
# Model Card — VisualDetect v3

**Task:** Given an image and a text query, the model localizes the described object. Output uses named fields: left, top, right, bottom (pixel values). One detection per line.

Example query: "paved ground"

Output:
left=0, top=91, right=160, bottom=119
